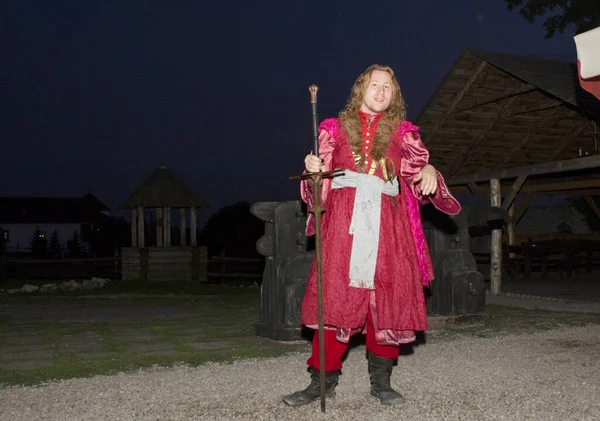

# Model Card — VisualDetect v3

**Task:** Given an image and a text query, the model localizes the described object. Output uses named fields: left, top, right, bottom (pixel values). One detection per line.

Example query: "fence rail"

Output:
left=205, top=256, right=263, bottom=284
left=1, top=255, right=264, bottom=283
left=8, top=257, right=118, bottom=264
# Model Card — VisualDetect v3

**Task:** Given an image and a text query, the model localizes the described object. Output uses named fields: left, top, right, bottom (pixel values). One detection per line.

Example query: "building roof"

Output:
left=415, top=48, right=600, bottom=182
left=119, top=165, right=210, bottom=209
left=467, top=49, right=600, bottom=116
left=0, top=194, right=111, bottom=224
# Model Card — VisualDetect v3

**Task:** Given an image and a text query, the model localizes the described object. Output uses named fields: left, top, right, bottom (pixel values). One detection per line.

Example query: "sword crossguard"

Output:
left=289, top=168, right=344, bottom=181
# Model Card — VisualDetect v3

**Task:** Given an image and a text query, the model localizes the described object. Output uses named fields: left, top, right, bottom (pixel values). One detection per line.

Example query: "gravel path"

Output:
left=1, top=324, right=599, bottom=421
left=486, top=293, right=600, bottom=313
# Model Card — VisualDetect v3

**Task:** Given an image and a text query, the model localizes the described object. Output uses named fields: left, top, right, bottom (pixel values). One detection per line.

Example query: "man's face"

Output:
left=360, top=70, right=393, bottom=114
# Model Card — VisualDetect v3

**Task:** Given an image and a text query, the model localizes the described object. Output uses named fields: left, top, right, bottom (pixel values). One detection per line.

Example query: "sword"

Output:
left=291, top=85, right=342, bottom=413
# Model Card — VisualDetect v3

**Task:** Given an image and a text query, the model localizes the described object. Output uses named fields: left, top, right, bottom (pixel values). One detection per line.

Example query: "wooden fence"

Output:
left=120, top=246, right=205, bottom=281
left=2, top=252, right=263, bottom=284
left=206, top=255, right=263, bottom=284
left=3, top=257, right=120, bottom=280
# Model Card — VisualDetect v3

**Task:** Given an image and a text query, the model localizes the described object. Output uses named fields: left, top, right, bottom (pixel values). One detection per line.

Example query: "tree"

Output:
left=30, top=227, right=48, bottom=258
left=504, top=0, right=600, bottom=38
left=48, top=230, right=62, bottom=258
left=80, top=219, right=129, bottom=257
left=80, top=224, right=98, bottom=255
left=67, top=230, right=83, bottom=257
left=199, top=201, right=264, bottom=258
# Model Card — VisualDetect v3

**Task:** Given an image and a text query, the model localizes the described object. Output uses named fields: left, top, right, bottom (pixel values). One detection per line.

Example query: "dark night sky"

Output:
left=1, top=1, right=579, bottom=224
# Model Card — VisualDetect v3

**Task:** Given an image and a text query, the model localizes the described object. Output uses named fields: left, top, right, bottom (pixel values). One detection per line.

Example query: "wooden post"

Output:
left=180, top=208, right=187, bottom=246
left=163, top=207, right=171, bottom=246
left=130, top=208, right=137, bottom=247
left=156, top=207, right=163, bottom=246
left=508, top=204, right=516, bottom=259
left=137, top=207, right=145, bottom=247
left=490, top=179, right=502, bottom=295
left=190, top=207, right=197, bottom=247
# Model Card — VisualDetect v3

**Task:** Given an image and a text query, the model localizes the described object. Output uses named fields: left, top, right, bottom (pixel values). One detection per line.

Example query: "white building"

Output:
left=0, top=193, right=111, bottom=254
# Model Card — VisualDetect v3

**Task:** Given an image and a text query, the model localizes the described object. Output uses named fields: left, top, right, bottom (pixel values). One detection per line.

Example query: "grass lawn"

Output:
left=0, top=281, right=309, bottom=387
left=1, top=279, right=600, bottom=388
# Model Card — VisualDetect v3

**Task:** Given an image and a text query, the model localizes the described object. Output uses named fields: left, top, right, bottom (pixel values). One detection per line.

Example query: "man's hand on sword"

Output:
left=305, top=154, right=322, bottom=173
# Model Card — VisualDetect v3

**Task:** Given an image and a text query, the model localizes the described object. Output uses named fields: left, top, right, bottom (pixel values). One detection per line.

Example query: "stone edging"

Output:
left=485, top=290, right=597, bottom=305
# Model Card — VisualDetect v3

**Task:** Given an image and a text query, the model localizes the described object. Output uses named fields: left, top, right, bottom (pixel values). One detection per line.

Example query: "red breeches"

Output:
left=306, top=306, right=399, bottom=371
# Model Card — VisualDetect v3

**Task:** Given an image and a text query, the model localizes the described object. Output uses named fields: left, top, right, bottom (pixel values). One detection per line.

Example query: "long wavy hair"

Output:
left=338, top=64, right=407, bottom=166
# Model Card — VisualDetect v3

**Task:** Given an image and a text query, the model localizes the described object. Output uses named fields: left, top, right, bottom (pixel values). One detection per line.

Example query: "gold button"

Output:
left=366, top=132, right=370, bottom=136
left=366, top=140, right=370, bottom=144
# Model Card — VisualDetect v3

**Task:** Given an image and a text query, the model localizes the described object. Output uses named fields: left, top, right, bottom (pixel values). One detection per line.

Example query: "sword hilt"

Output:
left=309, top=84, right=318, bottom=103
left=309, top=85, right=319, bottom=157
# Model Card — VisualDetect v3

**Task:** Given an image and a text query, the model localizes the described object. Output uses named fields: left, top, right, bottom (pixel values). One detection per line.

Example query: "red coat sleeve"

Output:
left=400, top=125, right=461, bottom=216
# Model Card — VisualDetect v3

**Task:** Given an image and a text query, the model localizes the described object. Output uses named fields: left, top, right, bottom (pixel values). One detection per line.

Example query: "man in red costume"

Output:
left=283, top=64, right=461, bottom=406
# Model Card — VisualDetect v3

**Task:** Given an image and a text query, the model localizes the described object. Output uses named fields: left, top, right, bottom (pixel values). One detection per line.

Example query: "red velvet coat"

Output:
left=300, top=117, right=460, bottom=344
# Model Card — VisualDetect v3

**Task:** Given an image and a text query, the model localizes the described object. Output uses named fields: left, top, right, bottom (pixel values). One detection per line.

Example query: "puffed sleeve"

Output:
left=400, top=127, right=430, bottom=189
left=300, top=118, right=338, bottom=236
left=400, top=122, right=461, bottom=215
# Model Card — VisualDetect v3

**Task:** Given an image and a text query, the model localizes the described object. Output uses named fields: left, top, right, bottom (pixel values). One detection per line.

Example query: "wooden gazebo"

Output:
left=416, top=48, right=600, bottom=294
left=119, top=164, right=210, bottom=281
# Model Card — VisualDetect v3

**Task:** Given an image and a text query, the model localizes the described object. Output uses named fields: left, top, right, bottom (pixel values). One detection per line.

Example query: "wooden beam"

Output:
left=467, top=182, right=484, bottom=196
left=190, top=207, right=197, bottom=247
left=453, top=177, right=600, bottom=195
left=180, top=208, right=187, bottom=246
left=549, top=120, right=592, bottom=160
left=584, top=196, right=600, bottom=220
left=546, top=189, right=600, bottom=196
left=156, top=207, right=163, bottom=246
left=137, top=207, right=145, bottom=247
left=502, top=175, right=527, bottom=210
left=446, top=154, right=600, bottom=186
left=497, top=107, right=562, bottom=169
left=508, top=205, right=516, bottom=258
left=448, top=86, right=527, bottom=176
left=457, top=86, right=536, bottom=112
left=163, top=207, right=171, bottom=246
left=490, top=179, right=502, bottom=295
left=426, top=61, right=487, bottom=144
left=520, top=178, right=600, bottom=193
left=503, top=100, right=563, bottom=118
left=130, top=209, right=137, bottom=247
left=515, top=193, right=535, bottom=223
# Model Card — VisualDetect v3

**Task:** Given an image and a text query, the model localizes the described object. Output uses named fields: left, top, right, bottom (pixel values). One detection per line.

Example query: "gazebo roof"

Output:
left=119, top=165, right=210, bottom=209
left=415, top=48, right=600, bottom=182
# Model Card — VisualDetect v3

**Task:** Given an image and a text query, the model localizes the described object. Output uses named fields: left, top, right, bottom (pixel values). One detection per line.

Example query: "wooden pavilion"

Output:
left=119, top=164, right=210, bottom=281
left=416, top=48, right=600, bottom=294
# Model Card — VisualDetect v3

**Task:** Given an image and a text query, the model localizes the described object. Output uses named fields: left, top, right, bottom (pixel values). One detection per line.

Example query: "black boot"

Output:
left=368, top=352, right=405, bottom=405
left=282, top=367, right=339, bottom=406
